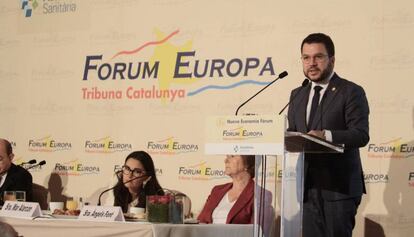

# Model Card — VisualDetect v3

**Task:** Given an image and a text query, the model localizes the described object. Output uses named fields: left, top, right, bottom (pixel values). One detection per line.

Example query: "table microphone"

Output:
left=235, top=71, right=288, bottom=115
left=97, top=171, right=149, bottom=206
left=26, top=160, right=46, bottom=170
left=278, top=79, right=309, bottom=115
left=19, top=159, right=37, bottom=166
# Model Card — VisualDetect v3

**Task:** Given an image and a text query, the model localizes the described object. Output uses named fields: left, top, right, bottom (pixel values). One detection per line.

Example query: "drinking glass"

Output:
left=3, top=191, right=16, bottom=201
left=66, top=197, right=78, bottom=211
left=169, top=195, right=184, bottom=224
left=49, top=202, right=64, bottom=212
left=15, top=191, right=26, bottom=202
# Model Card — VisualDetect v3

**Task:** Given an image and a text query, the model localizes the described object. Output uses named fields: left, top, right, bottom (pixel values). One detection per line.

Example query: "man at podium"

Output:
left=287, top=33, right=370, bottom=237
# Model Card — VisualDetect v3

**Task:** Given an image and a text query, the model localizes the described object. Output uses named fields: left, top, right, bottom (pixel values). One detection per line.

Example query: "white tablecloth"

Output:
left=1, top=216, right=253, bottom=237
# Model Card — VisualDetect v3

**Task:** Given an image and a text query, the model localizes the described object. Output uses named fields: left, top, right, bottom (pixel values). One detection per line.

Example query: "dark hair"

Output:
left=113, top=151, right=164, bottom=212
left=301, top=33, right=335, bottom=57
left=0, top=221, right=18, bottom=237
left=241, top=155, right=255, bottom=177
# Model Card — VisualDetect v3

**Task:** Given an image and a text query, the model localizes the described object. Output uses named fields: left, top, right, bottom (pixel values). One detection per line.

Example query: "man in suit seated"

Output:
left=0, top=138, right=33, bottom=205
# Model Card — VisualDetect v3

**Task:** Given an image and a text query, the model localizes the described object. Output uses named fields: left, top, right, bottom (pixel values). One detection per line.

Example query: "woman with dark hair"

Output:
left=198, top=155, right=256, bottom=224
left=113, top=151, right=164, bottom=213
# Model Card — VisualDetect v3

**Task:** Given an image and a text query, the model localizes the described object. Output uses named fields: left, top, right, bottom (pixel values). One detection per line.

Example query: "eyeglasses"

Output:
left=121, top=165, right=145, bottom=177
left=301, top=54, right=329, bottom=64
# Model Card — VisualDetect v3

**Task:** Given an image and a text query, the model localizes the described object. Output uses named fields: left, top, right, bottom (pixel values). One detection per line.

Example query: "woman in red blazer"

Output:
left=197, top=155, right=255, bottom=224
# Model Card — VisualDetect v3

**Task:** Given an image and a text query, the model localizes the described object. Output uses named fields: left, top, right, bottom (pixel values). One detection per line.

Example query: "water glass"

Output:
left=169, top=195, right=184, bottom=224
left=3, top=191, right=16, bottom=201
left=49, top=202, right=64, bottom=212
left=66, top=197, right=78, bottom=211
left=15, top=191, right=26, bottom=202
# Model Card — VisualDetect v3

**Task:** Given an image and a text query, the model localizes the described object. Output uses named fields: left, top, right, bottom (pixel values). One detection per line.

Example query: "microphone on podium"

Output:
left=26, top=160, right=46, bottom=170
left=19, top=159, right=37, bottom=166
left=235, top=71, right=288, bottom=115
left=97, top=170, right=149, bottom=206
left=278, top=79, right=310, bottom=115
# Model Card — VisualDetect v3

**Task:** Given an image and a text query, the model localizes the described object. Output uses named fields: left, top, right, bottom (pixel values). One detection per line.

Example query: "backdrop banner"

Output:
left=1, top=1, right=413, bottom=236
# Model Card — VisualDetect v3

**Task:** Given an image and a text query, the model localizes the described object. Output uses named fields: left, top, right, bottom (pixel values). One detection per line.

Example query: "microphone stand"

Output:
left=235, top=71, right=288, bottom=115
left=278, top=79, right=309, bottom=115
left=97, top=173, right=148, bottom=206
left=20, top=159, right=37, bottom=166
left=26, top=160, right=46, bottom=170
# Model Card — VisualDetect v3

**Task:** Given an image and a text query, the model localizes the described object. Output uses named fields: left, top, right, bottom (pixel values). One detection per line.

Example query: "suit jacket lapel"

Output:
left=298, top=85, right=311, bottom=133
left=226, top=179, right=254, bottom=223
left=1, top=165, right=17, bottom=190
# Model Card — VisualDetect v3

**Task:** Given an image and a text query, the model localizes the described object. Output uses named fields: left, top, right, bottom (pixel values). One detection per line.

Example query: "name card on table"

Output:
left=78, top=206, right=125, bottom=222
left=0, top=201, right=42, bottom=218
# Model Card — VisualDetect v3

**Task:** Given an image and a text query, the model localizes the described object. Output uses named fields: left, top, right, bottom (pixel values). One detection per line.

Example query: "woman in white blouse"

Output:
left=197, top=155, right=255, bottom=224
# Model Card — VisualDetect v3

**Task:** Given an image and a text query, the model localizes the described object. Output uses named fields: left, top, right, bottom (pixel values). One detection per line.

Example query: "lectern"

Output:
left=205, top=116, right=344, bottom=237
left=281, top=131, right=344, bottom=237
left=205, top=115, right=284, bottom=237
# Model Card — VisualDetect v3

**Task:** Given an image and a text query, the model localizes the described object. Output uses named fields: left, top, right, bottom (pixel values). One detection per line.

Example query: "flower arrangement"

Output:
left=146, top=192, right=184, bottom=223
left=146, top=195, right=170, bottom=223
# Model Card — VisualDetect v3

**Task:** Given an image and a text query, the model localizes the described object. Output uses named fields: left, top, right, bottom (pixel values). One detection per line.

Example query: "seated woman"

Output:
left=113, top=151, right=164, bottom=213
left=198, top=155, right=255, bottom=224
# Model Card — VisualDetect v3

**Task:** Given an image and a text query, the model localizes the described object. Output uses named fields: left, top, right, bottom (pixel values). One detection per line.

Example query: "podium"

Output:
left=205, top=115, right=283, bottom=237
left=205, top=116, right=344, bottom=237
left=281, top=131, right=343, bottom=237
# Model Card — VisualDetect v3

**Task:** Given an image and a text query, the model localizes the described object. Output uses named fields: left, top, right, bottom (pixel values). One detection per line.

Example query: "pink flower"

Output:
left=147, top=195, right=157, bottom=204
left=158, top=195, right=170, bottom=204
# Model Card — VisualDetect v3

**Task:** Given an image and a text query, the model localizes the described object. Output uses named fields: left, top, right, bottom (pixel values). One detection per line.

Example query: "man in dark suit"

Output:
left=287, top=33, right=369, bottom=237
left=0, top=138, right=33, bottom=205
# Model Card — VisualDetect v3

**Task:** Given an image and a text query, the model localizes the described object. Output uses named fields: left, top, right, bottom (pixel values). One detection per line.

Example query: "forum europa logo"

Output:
left=82, top=29, right=280, bottom=103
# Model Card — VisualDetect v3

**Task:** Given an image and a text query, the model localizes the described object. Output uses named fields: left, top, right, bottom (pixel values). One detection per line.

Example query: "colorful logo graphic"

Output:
left=84, top=137, right=132, bottom=154
left=367, top=138, right=414, bottom=159
left=82, top=29, right=279, bottom=102
left=19, top=0, right=77, bottom=18
left=20, top=0, right=37, bottom=17
left=146, top=137, right=198, bottom=155
left=222, top=126, right=263, bottom=140
left=364, top=173, right=389, bottom=183
left=53, top=159, right=100, bottom=176
left=28, top=136, right=72, bottom=152
left=178, top=161, right=227, bottom=181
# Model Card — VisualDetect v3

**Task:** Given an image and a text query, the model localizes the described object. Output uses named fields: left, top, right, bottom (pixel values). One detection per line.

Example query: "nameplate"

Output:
left=78, top=206, right=125, bottom=222
left=205, top=115, right=284, bottom=155
left=0, top=201, right=42, bottom=218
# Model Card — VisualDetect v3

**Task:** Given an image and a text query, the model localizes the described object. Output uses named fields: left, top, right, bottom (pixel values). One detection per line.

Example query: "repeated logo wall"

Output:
left=2, top=1, right=414, bottom=236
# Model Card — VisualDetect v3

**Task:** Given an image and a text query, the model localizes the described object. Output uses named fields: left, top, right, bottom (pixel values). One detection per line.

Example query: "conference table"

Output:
left=1, top=216, right=254, bottom=237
